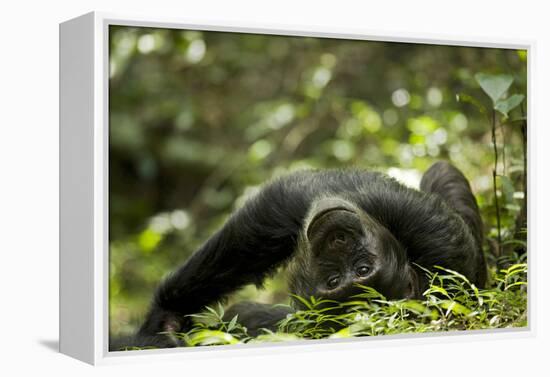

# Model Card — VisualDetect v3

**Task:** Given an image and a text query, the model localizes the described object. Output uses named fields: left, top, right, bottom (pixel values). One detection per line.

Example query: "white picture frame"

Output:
left=59, top=11, right=534, bottom=365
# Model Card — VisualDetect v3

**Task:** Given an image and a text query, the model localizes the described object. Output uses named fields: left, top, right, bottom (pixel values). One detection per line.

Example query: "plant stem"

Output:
left=501, top=123, right=506, bottom=175
left=521, top=104, right=527, bottom=207
left=513, top=103, right=528, bottom=249
left=491, top=109, right=502, bottom=256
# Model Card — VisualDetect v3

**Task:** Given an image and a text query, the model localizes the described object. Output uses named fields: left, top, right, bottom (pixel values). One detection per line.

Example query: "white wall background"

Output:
left=1, top=0, right=548, bottom=375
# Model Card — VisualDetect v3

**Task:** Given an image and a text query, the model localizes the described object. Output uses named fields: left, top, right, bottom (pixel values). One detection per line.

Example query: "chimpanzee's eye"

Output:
left=356, top=265, right=370, bottom=276
left=327, top=276, right=340, bottom=289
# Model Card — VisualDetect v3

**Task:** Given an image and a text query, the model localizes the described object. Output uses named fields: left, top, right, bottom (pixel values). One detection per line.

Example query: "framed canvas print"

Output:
left=59, top=12, right=531, bottom=365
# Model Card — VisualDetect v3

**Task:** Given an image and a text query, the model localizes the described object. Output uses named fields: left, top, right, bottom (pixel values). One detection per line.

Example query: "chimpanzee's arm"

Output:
left=135, top=171, right=316, bottom=346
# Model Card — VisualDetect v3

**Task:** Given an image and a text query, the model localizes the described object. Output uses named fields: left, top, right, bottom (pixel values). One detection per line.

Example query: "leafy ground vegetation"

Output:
left=133, top=253, right=525, bottom=348
left=108, top=27, right=528, bottom=346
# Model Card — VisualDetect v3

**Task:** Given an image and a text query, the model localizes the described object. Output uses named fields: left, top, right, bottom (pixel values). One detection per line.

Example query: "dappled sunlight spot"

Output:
left=426, top=145, right=440, bottom=157
left=513, top=192, right=525, bottom=200
left=331, top=140, right=355, bottom=161
left=341, top=119, right=362, bottom=138
left=245, top=102, right=296, bottom=141
left=171, top=210, right=190, bottom=230
left=387, top=167, right=421, bottom=189
left=362, top=111, right=382, bottom=133
left=186, top=39, right=206, bottom=64
left=137, top=34, right=156, bottom=54
left=449, top=143, right=464, bottom=162
left=450, top=113, right=468, bottom=131
left=249, top=139, right=273, bottom=161
left=350, top=101, right=382, bottom=133
left=150, top=214, right=172, bottom=234
left=303, top=63, right=334, bottom=98
left=312, top=66, right=332, bottom=89
left=427, top=87, right=443, bottom=107
left=175, top=110, right=194, bottom=131
left=110, top=30, right=137, bottom=78
left=412, top=144, right=426, bottom=157
left=407, top=115, right=439, bottom=135
left=430, top=128, right=448, bottom=145
left=136, top=210, right=195, bottom=253
left=151, top=210, right=193, bottom=234
left=383, top=108, right=399, bottom=126
left=116, top=31, right=137, bottom=56
left=268, top=104, right=295, bottom=130
left=407, top=117, right=445, bottom=158
left=391, top=88, right=410, bottom=107
left=398, top=145, right=414, bottom=166
left=473, top=175, right=491, bottom=192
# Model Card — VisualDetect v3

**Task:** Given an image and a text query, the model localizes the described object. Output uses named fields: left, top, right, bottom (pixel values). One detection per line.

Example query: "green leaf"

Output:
left=400, top=300, right=428, bottom=314
left=227, top=315, right=238, bottom=332
left=475, top=73, right=513, bottom=105
left=329, top=326, right=352, bottom=338
left=290, top=294, right=314, bottom=310
left=187, top=330, right=239, bottom=346
left=440, top=300, right=472, bottom=316
left=495, top=94, right=525, bottom=118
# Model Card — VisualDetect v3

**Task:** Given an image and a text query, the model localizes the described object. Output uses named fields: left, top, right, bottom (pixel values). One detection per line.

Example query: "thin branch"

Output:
left=491, top=109, right=502, bottom=256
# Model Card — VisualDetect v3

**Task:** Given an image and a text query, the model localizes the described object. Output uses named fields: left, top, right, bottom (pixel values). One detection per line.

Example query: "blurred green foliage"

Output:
left=108, top=25, right=527, bottom=339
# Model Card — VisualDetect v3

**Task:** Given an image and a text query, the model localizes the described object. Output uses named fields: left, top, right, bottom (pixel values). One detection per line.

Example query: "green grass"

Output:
left=171, top=253, right=527, bottom=347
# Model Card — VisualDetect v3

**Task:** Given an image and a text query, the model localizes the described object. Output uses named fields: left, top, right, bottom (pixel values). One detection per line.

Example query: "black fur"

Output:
left=112, top=161, right=486, bottom=350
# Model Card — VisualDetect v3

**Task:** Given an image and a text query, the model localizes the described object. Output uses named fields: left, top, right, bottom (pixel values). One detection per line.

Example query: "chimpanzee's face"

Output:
left=288, top=197, right=418, bottom=305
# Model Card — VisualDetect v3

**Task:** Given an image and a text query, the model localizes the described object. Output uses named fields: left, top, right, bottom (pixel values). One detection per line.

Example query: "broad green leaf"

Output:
left=495, top=94, right=525, bottom=117
left=475, top=73, right=513, bottom=105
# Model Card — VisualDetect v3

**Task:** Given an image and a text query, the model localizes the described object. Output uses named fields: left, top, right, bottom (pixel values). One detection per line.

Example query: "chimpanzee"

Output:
left=114, top=161, right=486, bottom=349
